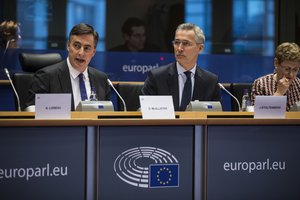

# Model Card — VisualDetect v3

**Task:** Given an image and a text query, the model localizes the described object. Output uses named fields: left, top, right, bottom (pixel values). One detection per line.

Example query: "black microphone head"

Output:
left=218, top=83, right=225, bottom=90
left=4, top=67, right=9, bottom=75
left=6, top=39, right=16, bottom=49
left=107, top=78, right=113, bottom=86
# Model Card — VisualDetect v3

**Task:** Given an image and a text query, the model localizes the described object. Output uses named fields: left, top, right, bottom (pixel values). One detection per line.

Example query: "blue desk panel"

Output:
left=207, top=125, right=300, bottom=200
left=0, top=126, right=86, bottom=200
left=99, top=125, right=195, bottom=200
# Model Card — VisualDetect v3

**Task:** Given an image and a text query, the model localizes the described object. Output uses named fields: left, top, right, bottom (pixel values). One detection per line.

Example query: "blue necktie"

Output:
left=180, top=71, right=192, bottom=111
left=79, top=73, right=88, bottom=101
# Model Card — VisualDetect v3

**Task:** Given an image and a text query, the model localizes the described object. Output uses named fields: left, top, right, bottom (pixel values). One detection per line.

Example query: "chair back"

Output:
left=12, top=73, right=34, bottom=111
left=230, top=83, right=253, bottom=111
left=116, top=82, right=144, bottom=111
left=19, top=52, right=62, bottom=72
left=12, top=53, right=62, bottom=111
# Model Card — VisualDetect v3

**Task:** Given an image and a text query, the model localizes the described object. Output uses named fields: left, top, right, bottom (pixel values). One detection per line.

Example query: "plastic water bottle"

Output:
left=89, top=87, right=98, bottom=101
left=241, top=89, right=250, bottom=111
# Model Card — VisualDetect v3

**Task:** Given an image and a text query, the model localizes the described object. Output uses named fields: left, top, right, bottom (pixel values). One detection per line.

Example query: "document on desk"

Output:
left=35, top=93, right=71, bottom=119
left=254, top=96, right=286, bottom=118
left=139, top=95, right=175, bottom=119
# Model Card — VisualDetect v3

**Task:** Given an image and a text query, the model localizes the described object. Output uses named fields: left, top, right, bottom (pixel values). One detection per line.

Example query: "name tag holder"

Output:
left=139, top=96, right=175, bottom=119
left=35, top=93, right=71, bottom=119
left=254, top=96, right=286, bottom=119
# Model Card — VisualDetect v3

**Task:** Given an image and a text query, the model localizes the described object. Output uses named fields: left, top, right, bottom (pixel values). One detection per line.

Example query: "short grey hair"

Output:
left=175, top=23, right=205, bottom=44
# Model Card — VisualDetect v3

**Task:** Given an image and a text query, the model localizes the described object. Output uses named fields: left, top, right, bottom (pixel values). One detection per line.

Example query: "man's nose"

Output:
left=78, top=47, right=85, bottom=54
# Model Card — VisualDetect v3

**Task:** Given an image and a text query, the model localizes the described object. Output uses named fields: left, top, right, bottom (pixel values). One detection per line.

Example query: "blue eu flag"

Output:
left=149, top=164, right=179, bottom=188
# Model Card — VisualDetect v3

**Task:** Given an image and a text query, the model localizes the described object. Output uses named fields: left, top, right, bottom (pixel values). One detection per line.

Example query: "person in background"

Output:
left=26, top=23, right=110, bottom=110
left=142, top=23, right=221, bottom=111
left=251, top=42, right=300, bottom=111
left=0, top=20, right=21, bottom=48
left=109, top=17, right=159, bottom=52
left=0, top=20, right=21, bottom=79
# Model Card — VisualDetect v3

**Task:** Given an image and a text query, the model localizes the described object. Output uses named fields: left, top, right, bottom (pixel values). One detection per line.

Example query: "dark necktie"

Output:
left=78, top=73, right=88, bottom=101
left=180, top=71, right=192, bottom=111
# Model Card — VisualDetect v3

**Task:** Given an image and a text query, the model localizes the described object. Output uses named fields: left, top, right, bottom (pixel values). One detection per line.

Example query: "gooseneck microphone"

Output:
left=107, top=79, right=127, bottom=111
left=1, top=39, right=16, bottom=65
left=218, top=83, right=241, bottom=111
left=4, top=68, right=21, bottom=112
left=2, top=39, right=21, bottom=111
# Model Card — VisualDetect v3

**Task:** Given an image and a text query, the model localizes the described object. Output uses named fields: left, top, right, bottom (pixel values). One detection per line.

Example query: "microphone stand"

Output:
left=2, top=39, right=21, bottom=111
left=4, top=68, right=21, bottom=112
left=107, top=79, right=127, bottom=111
left=218, top=83, right=241, bottom=111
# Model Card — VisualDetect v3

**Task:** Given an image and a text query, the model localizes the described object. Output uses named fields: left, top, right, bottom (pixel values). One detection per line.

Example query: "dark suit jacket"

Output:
left=26, top=60, right=110, bottom=110
left=142, top=62, right=221, bottom=111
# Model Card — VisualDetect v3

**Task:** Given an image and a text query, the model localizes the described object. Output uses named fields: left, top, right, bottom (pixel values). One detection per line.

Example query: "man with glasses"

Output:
left=251, top=42, right=300, bottom=111
left=26, top=23, right=110, bottom=110
left=142, top=23, right=221, bottom=111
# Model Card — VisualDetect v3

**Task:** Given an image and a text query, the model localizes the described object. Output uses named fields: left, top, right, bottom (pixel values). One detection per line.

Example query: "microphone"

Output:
left=5, top=39, right=16, bottom=50
left=218, top=83, right=241, bottom=111
left=2, top=39, right=21, bottom=111
left=4, top=68, right=21, bottom=112
left=107, top=79, right=127, bottom=111
left=1, top=39, right=16, bottom=64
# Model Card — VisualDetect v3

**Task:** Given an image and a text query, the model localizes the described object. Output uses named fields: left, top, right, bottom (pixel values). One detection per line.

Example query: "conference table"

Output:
left=0, top=111, right=299, bottom=200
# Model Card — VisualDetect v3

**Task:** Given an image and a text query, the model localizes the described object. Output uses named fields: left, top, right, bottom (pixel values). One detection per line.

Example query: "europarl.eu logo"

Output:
left=114, top=147, right=179, bottom=188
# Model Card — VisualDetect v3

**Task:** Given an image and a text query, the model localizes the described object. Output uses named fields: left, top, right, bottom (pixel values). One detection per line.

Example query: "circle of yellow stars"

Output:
left=156, top=167, right=172, bottom=185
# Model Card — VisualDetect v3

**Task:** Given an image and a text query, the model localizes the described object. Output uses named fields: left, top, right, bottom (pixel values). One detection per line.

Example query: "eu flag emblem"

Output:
left=98, top=105, right=104, bottom=109
left=149, top=164, right=179, bottom=188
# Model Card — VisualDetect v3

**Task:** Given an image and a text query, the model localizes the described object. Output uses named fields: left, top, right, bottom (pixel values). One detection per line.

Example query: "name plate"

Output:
left=254, top=96, right=286, bottom=118
left=35, top=93, right=71, bottom=119
left=139, top=96, right=175, bottom=119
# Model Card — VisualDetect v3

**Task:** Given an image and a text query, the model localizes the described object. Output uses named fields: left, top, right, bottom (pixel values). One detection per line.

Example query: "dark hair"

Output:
left=69, top=23, right=99, bottom=47
left=121, top=17, right=145, bottom=36
left=0, top=20, right=20, bottom=48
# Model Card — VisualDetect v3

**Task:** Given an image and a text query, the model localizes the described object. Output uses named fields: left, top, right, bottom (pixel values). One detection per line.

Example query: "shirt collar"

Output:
left=176, top=62, right=197, bottom=75
left=67, top=57, right=88, bottom=79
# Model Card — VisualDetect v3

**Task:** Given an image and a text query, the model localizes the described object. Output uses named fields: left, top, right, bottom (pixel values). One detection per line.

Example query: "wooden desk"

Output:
left=0, top=112, right=300, bottom=200
left=0, top=80, right=10, bottom=85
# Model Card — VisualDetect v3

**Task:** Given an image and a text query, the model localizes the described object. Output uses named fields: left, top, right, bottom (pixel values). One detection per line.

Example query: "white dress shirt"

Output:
left=176, top=62, right=196, bottom=105
left=67, top=57, right=91, bottom=109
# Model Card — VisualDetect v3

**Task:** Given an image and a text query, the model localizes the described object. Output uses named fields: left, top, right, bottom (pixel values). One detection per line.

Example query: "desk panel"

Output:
left=207, top=125, right=300, bottom=200
left=0, top=126, right=86, bottom=200
left=98, top=125, right=195, bottom=200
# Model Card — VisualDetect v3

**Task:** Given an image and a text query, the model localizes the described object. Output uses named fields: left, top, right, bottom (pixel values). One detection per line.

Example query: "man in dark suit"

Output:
left=26, top=23, right=110, bottom=110
left=142, top=23, right=220, bottom=111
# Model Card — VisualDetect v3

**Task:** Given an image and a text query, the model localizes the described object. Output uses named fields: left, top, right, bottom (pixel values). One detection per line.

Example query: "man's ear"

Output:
left=198, top=44, right=204, bottom=53
left=66, top=40, right=70, bottom=51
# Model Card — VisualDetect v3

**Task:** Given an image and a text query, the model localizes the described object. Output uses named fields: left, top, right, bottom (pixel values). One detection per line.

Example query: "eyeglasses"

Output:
left=172, top=40, right=199, bottom=47
left=72, top=42, right=94, bottom=53
left=280, top=65, right=300, bottom=74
